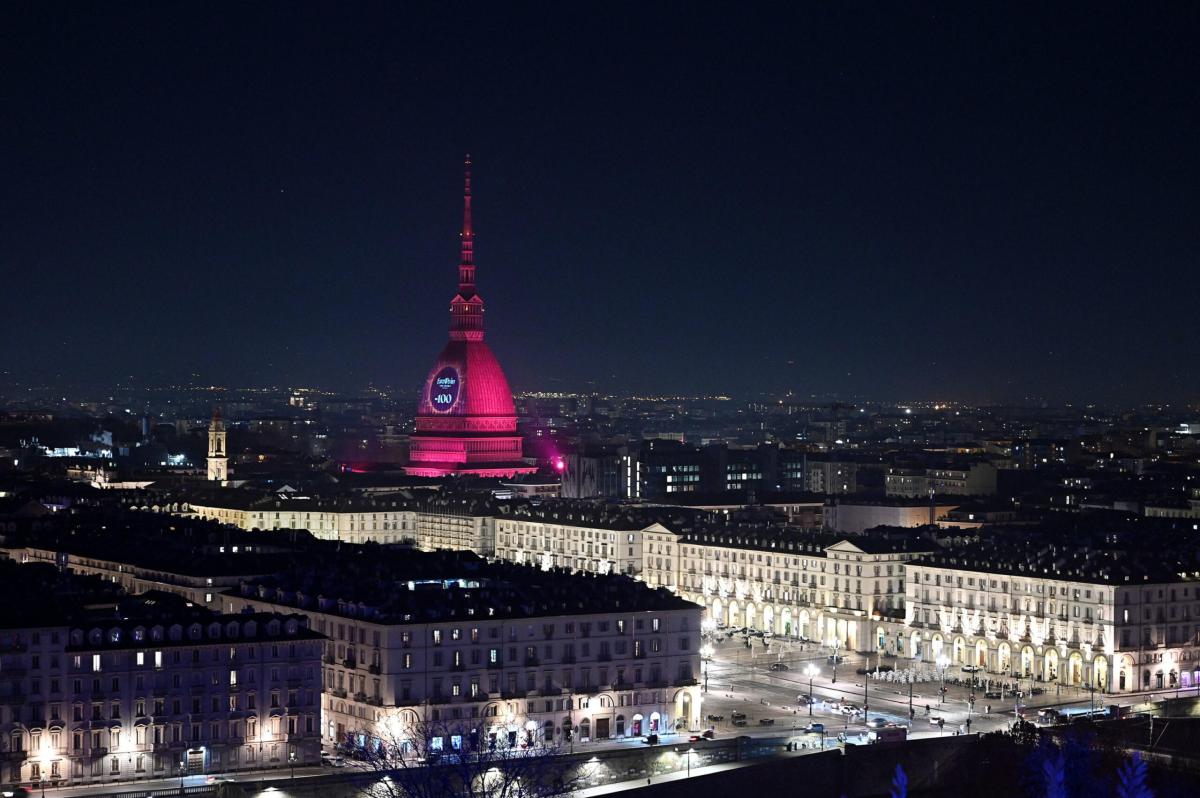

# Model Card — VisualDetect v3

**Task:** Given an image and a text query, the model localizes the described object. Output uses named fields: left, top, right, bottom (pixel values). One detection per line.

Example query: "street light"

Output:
left=701, top=643, right=714, bottom=694
left=936, top=656, right=950, bottom=704
left=289, top=750, right=297, bottom=780
left=178, top=757, right=186, bottom=793
left=804, top=664, right=818, bottom=718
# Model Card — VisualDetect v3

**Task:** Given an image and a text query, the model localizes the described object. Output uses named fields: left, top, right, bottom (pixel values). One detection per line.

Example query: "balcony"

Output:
left=323, top=655, right=335, bottom=665
left=673, top=677, right=699, bottom=687
left=367, top=664, right=381, bottom=675
left=500, top=690, right=527, bottom=700
left=330, top=689, right=348, bottom=699
left=90, top=747, right=109, bottom=758
left=365, top=696, right=384, bottom=707
left=538, top=688, right=562, bottom=697
left=0, top=750, right=26, bottom=762
left=353, top=692, right=368, bottom=703
left=342, top=658, right=357, bottom=669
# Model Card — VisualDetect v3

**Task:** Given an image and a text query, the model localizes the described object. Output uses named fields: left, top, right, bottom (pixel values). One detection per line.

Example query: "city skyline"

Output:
left=4, top=4, right=1198, bottom=404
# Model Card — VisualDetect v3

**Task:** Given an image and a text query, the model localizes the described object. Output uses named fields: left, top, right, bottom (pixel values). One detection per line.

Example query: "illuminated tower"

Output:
left=206, top=407, right=228, bottom=482
left=405, top=157, right=534, bottom=478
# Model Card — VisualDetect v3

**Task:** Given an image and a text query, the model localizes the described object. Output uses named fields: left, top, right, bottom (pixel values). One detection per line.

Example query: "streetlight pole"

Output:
left=805, top=664, right=818, bottom=719
left=908, top=672, right=914, bottom=719
left=937, top=656, right=949, bottom=704
left=290, top=750, right=296, bottom=780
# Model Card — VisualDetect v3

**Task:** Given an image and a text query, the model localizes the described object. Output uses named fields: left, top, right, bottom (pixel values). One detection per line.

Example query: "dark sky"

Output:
left=3, top=3, right=1198, bottom=403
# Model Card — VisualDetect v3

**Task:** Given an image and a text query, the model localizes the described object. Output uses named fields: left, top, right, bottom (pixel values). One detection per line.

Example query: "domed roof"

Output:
left=416, top=339, right=517, bottom=419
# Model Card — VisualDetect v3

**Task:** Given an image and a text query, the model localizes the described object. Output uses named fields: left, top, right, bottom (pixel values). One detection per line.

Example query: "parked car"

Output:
left=759, top=718, right=775, bottom=726
left=706, top=714, right=725, bottom=722
left=1030, top=687, right=1046, bottom=696
left=984, top=691, right=1002, bottom=700
left=866, top=717, right=889, bottom=729
left=733, top=719, right=748, bottom=727
left=770, top=662, right=790, bottom=671
left=731, top=711, right=747, bottom=720
left=321, top=752, right=347, bottom=768
left=805, top=723, right=825, bottom=734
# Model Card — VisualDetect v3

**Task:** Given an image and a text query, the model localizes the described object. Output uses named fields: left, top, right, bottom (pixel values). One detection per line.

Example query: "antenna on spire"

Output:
left=458, top=153, right=476, bottom=293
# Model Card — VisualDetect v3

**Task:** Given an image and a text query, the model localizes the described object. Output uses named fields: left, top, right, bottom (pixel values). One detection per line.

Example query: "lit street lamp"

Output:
left=290, top=750, right=297, bottom=780
left=936, top=655, right=950, bottom=704
left=805, top=664, right=818, bottom=718
left=701, top=643, right=714, bottom=694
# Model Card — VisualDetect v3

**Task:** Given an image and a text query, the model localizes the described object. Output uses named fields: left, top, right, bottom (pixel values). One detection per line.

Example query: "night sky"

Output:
left=3, top=4, right=1198, bottom=403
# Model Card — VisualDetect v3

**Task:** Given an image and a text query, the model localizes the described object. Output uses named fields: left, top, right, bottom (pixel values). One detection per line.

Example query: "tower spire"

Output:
left=458, top=153, right=475, bottom=294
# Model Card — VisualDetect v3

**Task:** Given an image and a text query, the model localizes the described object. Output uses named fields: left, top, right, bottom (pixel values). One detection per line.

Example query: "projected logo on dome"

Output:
left=429, top=366, right=461, bottom=412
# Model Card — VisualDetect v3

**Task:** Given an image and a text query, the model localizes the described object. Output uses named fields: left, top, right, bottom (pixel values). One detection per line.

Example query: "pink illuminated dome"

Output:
left=405, top=157, right=534, bottom=478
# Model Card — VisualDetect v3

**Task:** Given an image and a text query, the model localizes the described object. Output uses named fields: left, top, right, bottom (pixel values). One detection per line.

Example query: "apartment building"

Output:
left=904, top=537, right=1200, bottom=694
left=223, top=552, right=703, bottom=752
left=675, top=529, right=932, bottom=653
left=0, top=563, right=323, bottom=791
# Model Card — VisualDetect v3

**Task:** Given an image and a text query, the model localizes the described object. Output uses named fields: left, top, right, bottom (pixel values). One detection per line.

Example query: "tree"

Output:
left=1041, top=752, right=1066, bottom=798
left=889, top=764, right=908, bottom=798
left=347, top=710, right=585, bottom=798
left=1116, top=752, right=1154, bottom=798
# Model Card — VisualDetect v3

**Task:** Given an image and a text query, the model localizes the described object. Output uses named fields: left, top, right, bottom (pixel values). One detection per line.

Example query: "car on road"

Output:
left=643, top=734, right=660, bottom=745
left=984, top=691, right=1002, bottom=700
left=321, top=752, right=346, bottom=768
left=733, top=719, right=748, bottom=727
left=1030, top=687, right=1046, bottom=696
left=706, top=714, right=725, bottom=722
left=731, top=711, right=746, bottom=720
left=828, top=655, right=845, bottom=664
left=689, top=730, right=716, bottom=741
left=770, top=663, right=790, bottom=671
left=962, top=665, right=982, bottom=673
left=866, top=716, right=889, bottom=729
left=928, top=716, right=945, bottom=727
left=804, top=723, right=825, bottom=734
left=759, top=718, right=775, bottom=725
left=840, top=703, right=861, bottom=715
left=1037, top=709, right=1063, bottom=724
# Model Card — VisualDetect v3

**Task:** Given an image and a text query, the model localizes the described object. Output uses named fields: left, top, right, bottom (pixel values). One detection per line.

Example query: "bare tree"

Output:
left=346, top=709, right=585, bottom=798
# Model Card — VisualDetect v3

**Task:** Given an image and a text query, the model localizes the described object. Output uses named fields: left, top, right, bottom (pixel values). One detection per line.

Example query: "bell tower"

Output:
left=207, top=407, right=228, bottom=482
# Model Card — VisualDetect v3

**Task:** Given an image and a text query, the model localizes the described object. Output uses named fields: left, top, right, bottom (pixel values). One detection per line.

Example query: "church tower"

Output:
left=207, top=407, right=228, bottom=482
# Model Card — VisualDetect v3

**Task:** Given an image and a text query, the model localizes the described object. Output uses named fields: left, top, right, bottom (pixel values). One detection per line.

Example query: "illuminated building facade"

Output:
left=0, top=593, right=322, bottom=789
left=224, top=562, right=702, bottom=752
left=905, top=554, right=1200, bottom=694
left=406, top=157, right=534, bottom=478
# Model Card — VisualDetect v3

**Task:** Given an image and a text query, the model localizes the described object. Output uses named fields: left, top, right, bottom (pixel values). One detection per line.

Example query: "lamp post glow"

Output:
left=805, top=664, right=818, bottom=718
left=937, top=656, right=950, bottom=704
left=701, top=644, right=714, bottom=693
